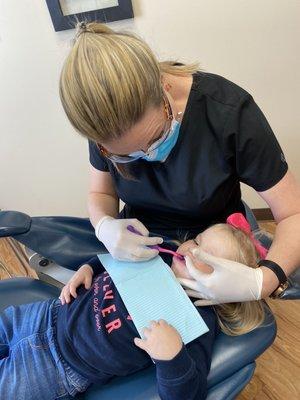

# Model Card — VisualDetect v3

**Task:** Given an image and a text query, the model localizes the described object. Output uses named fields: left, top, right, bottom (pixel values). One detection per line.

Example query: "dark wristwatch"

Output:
left=257, top=259, right=289, bottom=299
left=269, top=281, right=289, bottom=299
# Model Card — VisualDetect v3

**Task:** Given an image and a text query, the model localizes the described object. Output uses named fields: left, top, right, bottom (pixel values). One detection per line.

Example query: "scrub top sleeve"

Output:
left=88, top=140, right=110, bottom=172
left=225, top=95, right=288, bottom=192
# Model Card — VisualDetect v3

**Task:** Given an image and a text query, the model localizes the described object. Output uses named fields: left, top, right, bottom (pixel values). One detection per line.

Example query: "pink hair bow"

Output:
left=226, top=213, right=268, bottom=259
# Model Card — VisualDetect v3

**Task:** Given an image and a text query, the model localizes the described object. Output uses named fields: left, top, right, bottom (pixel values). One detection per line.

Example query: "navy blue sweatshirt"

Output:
left=56, top=250, right=220, bottom=400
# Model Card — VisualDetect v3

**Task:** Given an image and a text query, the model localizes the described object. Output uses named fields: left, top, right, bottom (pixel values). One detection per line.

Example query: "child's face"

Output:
left=171, top=226, right=232, bottom=279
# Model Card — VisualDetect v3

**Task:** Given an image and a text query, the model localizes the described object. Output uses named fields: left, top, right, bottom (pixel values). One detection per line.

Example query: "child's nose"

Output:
left=178, top=240, right=198, bottom=255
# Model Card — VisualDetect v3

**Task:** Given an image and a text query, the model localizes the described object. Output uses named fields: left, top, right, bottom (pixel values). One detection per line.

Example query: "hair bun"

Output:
left=76, top=21, right=114, bottom=37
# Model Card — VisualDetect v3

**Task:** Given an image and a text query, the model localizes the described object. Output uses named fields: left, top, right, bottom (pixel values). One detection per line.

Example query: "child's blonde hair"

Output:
left=59, top=21, right=199, bottom=178
left=183, top=223, right=266, bottom=336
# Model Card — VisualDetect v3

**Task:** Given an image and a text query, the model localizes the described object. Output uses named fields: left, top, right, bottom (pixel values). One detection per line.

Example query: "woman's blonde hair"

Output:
left=59, top=21, right=199, bottom=178
left=182, top=224, right=266, bottom=336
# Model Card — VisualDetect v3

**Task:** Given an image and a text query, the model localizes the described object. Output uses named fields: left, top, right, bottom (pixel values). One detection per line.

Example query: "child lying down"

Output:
left=0, top=215, right=265, bottom=400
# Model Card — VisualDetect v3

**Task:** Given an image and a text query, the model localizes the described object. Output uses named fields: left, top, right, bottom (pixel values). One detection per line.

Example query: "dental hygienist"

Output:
left=59, top=22, right=300, bottom=305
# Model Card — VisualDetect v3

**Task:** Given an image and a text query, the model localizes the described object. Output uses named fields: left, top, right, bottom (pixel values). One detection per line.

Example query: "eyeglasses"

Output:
left=97, top=95, right=174, bottom=163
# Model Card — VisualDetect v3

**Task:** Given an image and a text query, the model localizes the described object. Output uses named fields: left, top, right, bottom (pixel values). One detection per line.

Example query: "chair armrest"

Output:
left=0, top=211, right=31, bottom=237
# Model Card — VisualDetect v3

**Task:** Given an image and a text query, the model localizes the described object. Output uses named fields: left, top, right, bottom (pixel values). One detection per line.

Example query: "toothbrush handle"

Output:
left=127, top=225, right=160, bottom=250
left=127, top=225, right=183, bottom=260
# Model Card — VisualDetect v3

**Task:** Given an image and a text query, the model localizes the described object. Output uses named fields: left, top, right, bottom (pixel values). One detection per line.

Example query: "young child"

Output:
left=0, top=214, right=265, bottom=400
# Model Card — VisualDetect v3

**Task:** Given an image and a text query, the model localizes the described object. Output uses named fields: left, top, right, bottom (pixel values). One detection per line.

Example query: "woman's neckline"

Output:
left=151, top=72, right=201, bottom=168
left=163, top=73, right=194, bottom=117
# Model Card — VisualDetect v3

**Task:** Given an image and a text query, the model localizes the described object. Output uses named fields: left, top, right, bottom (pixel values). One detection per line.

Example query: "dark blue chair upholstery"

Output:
left=1, top=201, right=297, bottom=398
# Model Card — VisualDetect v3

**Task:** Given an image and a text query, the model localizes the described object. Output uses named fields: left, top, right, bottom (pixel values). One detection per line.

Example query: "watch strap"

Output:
left=257, top=259, right=287, bottom=285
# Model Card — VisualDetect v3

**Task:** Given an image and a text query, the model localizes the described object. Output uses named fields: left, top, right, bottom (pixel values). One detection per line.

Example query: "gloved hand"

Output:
left=95, top=216, right=163, bottom=261
left=178, top=247, right=263, bottom=306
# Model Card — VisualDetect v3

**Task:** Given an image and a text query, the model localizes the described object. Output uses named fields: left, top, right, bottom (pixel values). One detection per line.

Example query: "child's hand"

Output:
left=59, top=264, right=93, bottom=305
left=134, top=320, right=182, bottom=361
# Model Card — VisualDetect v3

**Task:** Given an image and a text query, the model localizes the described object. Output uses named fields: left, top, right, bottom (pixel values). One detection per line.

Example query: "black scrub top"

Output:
left=89, top=71, right=288, bottom=241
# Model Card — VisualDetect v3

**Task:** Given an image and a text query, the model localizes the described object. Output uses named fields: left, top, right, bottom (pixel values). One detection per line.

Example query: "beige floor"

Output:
left=0, top=221, right=299, bottom=399
left=0, top=237, right=37, bottom=280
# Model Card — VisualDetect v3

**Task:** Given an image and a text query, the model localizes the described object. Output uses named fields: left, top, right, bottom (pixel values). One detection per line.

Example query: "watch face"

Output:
left=270, top=282, right=289, bottom=298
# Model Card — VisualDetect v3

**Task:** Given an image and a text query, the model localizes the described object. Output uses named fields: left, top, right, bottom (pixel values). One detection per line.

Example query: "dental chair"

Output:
left=0, top=202, right=299, bottom=400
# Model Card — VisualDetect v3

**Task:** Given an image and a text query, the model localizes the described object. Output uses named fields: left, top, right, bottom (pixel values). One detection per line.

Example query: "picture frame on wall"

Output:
left=46, top=0, right=134, bottom=32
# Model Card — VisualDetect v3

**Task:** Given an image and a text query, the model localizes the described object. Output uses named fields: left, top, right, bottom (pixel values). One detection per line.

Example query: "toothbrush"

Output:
left=127, top=225, right=185, bottom=261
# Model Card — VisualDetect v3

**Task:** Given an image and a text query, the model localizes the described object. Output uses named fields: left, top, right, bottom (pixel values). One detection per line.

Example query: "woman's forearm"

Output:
left=260, top=213, right=300, bottom=298
left=88, top=192, right=119, bottom=227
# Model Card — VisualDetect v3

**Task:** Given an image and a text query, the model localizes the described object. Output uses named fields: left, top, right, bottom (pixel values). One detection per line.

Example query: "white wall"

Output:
left=0, top=0, right=299, bottom=216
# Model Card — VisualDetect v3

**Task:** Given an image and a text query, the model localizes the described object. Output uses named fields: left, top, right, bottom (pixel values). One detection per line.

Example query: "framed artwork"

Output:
left=46, top=0, right=134, bottom=32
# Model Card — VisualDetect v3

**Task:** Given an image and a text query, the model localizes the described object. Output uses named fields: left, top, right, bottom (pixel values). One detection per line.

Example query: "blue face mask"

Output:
left=129, top=119, right=181, bottom=163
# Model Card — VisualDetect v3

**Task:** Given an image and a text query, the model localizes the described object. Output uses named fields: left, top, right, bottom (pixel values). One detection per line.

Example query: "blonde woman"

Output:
left=59, top=22, right=300, bottom=306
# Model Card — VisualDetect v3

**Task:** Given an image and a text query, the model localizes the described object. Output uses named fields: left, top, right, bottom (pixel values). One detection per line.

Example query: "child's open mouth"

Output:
left=172, top=254, right=186, bottom=266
